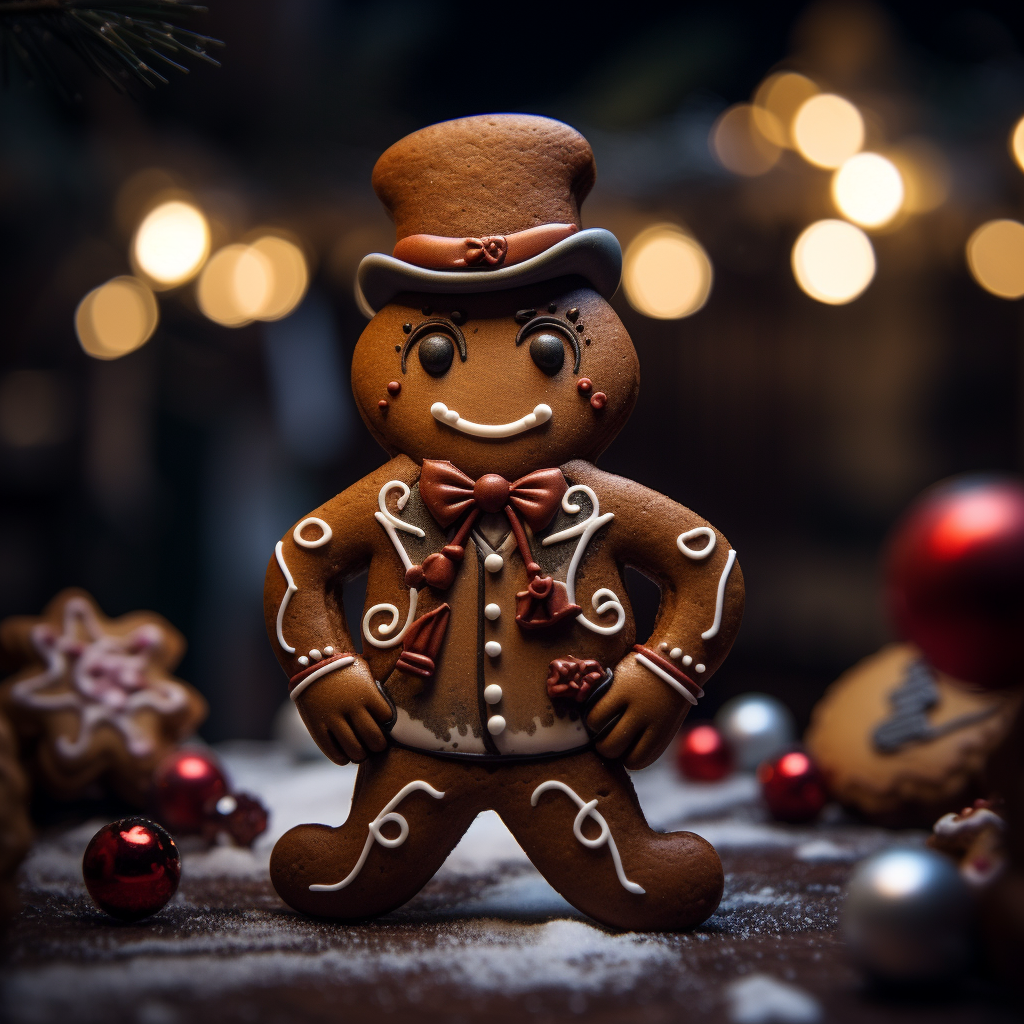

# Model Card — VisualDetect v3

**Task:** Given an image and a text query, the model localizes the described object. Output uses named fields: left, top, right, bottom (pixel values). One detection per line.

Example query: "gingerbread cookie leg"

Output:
left=270, top=747, right=481, bottom=918
left=496, top=750, right=724, bottom=931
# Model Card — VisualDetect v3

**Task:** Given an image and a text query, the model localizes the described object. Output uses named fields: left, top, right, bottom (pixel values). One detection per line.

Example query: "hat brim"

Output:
left=355, top=227, right=622, bottom=317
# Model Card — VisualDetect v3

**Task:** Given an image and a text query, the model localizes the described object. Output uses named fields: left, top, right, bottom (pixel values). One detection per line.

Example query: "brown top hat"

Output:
left=356, top=114, right=621, bottom=315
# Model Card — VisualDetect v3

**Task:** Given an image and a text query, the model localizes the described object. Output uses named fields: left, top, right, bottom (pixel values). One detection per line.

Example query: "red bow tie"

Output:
left=418, top=460, right=567, bottom=533
left=398, top=461, right=580, bottom=677
left=405, top=460, right=567, bottom=593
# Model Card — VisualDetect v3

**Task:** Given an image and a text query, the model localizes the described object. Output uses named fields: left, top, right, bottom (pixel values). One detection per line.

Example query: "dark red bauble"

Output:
left=677, top=724, right=733, bottom=781
left=757, top=751, right=827, bottom=823
left=82, top=817, right=180, bottom=921
left=206, top=792, right=269, bottom=848
left=151, top=749, right=229, bottom=835
left=886, top=476, right=1024, bottom=689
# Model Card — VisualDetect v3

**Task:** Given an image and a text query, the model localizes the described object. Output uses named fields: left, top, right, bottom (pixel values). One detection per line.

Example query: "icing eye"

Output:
left=528, top=332, right=566, bottom=376
left=418, top=333, right=455, bottom=377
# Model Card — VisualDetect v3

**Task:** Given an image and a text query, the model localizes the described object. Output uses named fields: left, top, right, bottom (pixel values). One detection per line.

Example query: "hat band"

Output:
left=392, top=223, right=578, bottom=271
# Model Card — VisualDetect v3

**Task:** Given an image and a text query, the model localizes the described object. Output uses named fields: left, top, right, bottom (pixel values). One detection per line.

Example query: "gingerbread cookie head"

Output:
left=350, top=114, right=638, bottom=479
left=0, top=590, right=207, bottom=805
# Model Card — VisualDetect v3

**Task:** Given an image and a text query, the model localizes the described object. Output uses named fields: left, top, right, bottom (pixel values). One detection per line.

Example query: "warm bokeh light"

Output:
left=197, top=236, right=309, bottom=327
left=966, top=219, right=1024, bottom=299
left=792, top=220, right=876, bottom=305
left=752, top=71, right=819, bottom=147
left=197, top=244, right=265, bottom=327
left=889, top=139, right=950, bottom=214
left=1011, top=116, right=1024, bottom=174
left=249, top=235, right=308, bottom=320
left=622, top=225, right=714, bottom=320
left=75, top=276, right=159, bottom=359
left=710, top=104, right=781, bottom=176
left=831, top=153, right=904, bottom=228
left=133, top=200, right=210, bottom=288
left=792, top=94, right=864, bottom=169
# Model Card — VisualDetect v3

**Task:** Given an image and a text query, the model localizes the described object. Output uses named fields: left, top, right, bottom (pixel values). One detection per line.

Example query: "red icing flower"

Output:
left=547, top=657, right=605, bottom=703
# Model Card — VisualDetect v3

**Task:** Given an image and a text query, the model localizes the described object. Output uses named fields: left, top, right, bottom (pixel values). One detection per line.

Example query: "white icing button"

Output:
left=485, top=641, right=502, bottom=658
left=324, top=646, right=334, bottom=656
left=487, top=715, right=506, bottom=735
left=297, top=656, right=309, bottom=667
left=695, top=664, right=706, bottom=673
left=484, top=603, right=501, bottom=621
left=216, top=795, right=237, bottom=816
left=484, top=684, right=503, bottom=705
left=659, top=642, right=669, bottom=651
left=484, top=553, right=504, bottom=573
left=670, top=647, right=683, bottom=660
left=309, top=649, right=322, bottom=662
left=682, top=655, right=692, bottom=667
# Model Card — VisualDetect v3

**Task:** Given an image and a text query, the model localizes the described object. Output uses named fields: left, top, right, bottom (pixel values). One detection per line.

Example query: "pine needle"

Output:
left=0, top=1, right=224, bottom=100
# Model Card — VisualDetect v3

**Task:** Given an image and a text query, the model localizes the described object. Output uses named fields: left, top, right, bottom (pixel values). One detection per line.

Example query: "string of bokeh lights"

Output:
left=75, top=192, right=309, bottom=360
left=622, top=70, right=1024, bottom=320
left=77, top=86, right=1024, bottom=352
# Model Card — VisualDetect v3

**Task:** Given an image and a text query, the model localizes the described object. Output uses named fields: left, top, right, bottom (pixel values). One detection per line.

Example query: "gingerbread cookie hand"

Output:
left=587, top=653, right=693, bottom=770
left=292, top=657, right=393, bottom=765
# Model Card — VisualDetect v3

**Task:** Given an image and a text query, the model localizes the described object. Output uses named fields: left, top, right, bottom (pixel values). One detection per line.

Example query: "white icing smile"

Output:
left=430, top=401, right=552, bottom=439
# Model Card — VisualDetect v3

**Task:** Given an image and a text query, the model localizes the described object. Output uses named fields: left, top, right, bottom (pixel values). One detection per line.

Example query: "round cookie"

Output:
left=806, top=643, right=1020, bottom=826
left=0, top=589, right=207, bottom=805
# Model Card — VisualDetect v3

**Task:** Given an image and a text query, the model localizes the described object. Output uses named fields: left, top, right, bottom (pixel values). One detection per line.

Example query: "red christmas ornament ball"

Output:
left=677, top=724, right=733, bottom=781
left=152, top=748, right=229, bottom=834
left=82, top=817, right=180, bottom=921
left=757, top=751, right=827, bottom=823
left=886, top=476, right=1024, bottom=689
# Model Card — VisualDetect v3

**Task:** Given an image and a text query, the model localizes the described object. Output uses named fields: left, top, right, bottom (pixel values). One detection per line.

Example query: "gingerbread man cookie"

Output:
left=264, top=115, right=744, bottom=931
left=0, top=589, right=207, bottom=805
left=806, top=643, right=1020, bottom=826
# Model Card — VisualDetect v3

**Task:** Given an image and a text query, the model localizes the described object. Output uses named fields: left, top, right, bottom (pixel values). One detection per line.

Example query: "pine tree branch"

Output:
left=0, top=0, right=223, bottom=100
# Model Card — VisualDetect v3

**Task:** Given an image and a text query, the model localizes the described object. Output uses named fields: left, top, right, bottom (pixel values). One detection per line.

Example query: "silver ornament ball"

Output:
left=714, top=693, right=796, bottom=770
left=842, top=847, right=975, bottom=983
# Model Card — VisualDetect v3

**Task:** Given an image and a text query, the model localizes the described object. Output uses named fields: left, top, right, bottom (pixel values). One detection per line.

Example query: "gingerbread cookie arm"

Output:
left=564, top=461, right=744, bottom=769
left=263, top=455, right=422, bottom=763
left=263, top=454, right=420, bottom=682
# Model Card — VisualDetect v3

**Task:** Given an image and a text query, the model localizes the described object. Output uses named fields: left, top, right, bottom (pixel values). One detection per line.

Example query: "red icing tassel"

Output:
left=676, top=724, right=733, bottom=781
left=396, top=604, right=451, bottom=679
left=757, top=750, right=827, bottom=823
left=82, top=817, right=180, bottom=921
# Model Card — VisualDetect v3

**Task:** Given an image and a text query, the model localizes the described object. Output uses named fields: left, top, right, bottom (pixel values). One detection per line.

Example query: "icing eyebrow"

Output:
left=401, top=318, right=467, bottom=373
left=514, top=315, right=581, bottom=374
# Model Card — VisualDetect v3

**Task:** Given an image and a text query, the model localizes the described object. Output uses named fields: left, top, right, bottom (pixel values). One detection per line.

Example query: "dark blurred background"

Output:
left=2, top=0, right=1023, bottom=741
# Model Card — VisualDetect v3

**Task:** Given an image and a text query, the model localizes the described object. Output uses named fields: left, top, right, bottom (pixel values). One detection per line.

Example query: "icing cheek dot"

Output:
left=577, top=377, right=592, bottom=395
left=387, top=381, right=401, bottom=396
left=590, top=391, right=607, bottom=410
left=378, top=400, right=388, bottom=410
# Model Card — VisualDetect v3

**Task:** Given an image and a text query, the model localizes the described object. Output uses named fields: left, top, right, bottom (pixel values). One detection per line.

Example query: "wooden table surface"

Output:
left=1, top=743, right=1017, bottom=1024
